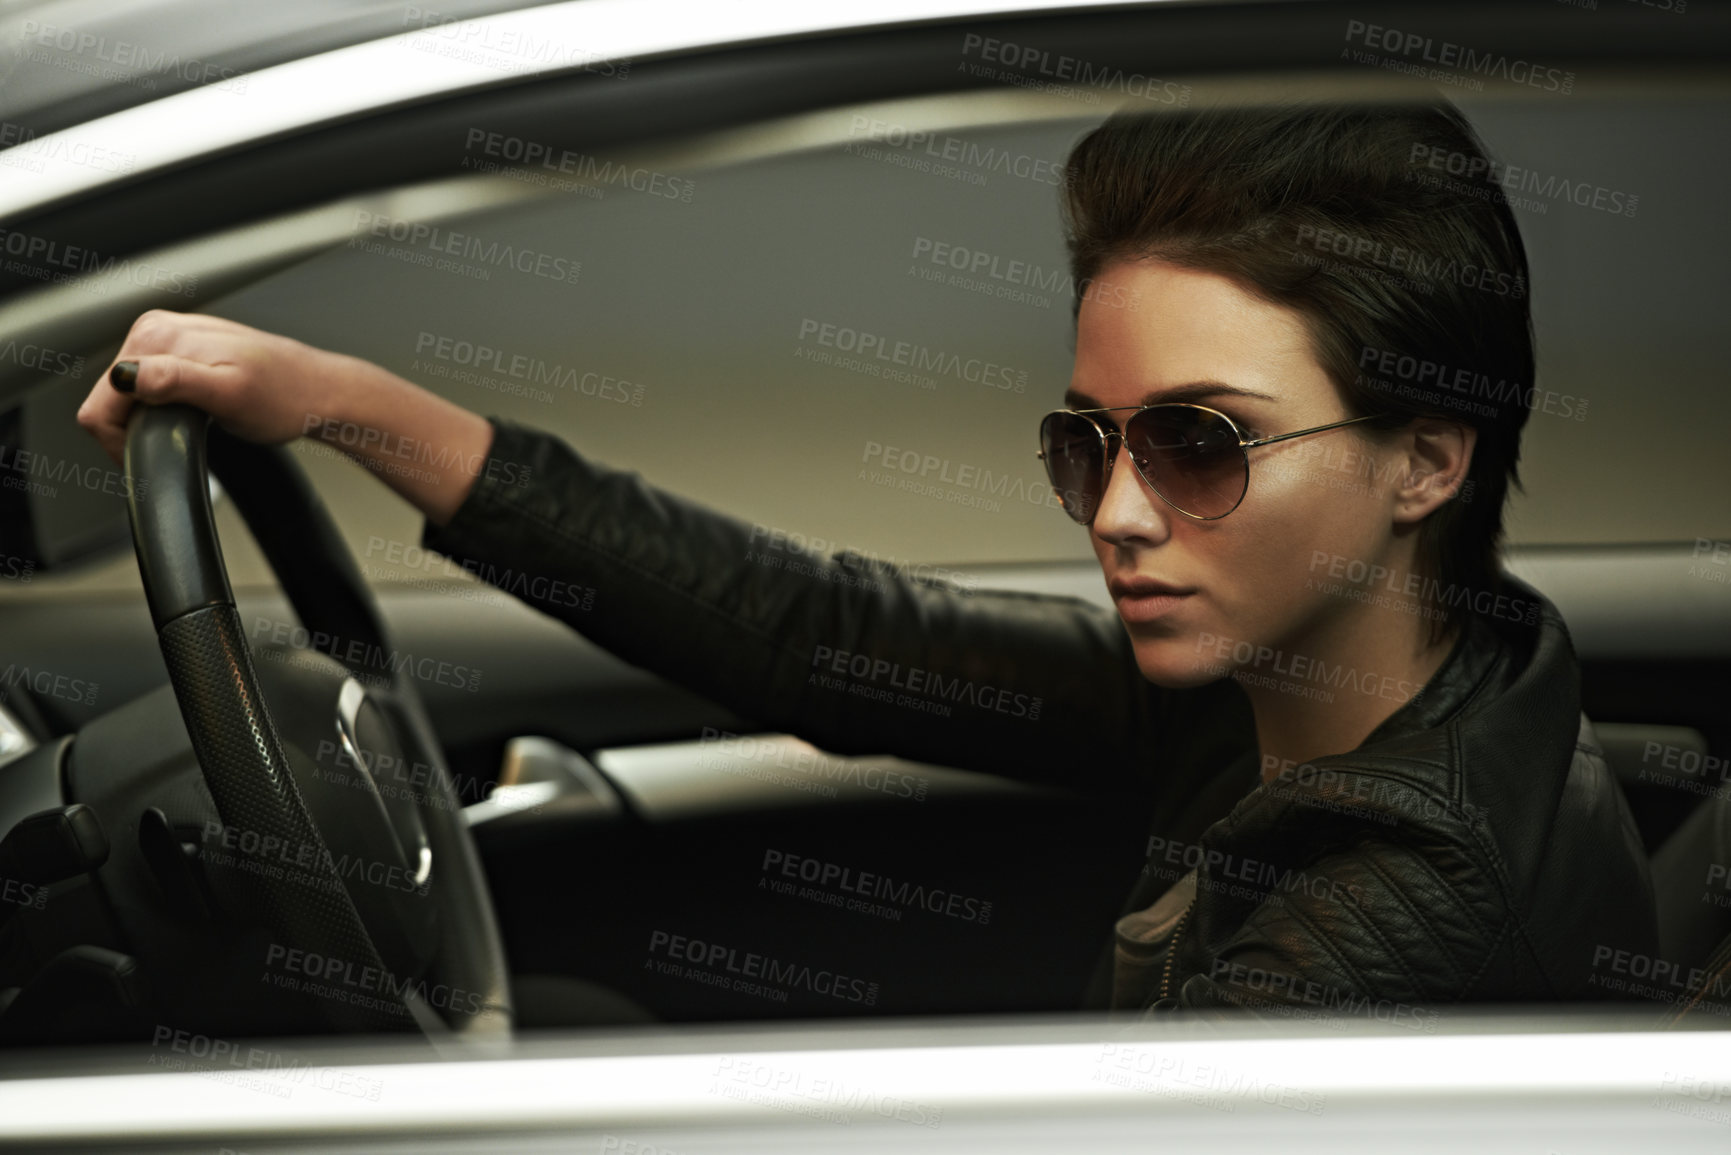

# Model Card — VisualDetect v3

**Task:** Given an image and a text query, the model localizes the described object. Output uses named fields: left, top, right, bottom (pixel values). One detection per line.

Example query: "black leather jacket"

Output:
left=423, top=418, right=1661, bottom=1020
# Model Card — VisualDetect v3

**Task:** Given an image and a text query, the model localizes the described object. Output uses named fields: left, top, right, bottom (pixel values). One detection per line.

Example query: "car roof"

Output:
left=0, top=0, right=1163, bottom=223
left=0, top=0, right=562, bottom=135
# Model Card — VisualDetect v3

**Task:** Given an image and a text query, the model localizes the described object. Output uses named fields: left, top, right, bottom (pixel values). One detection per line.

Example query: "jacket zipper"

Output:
left=1159, top=901, right=1194, bottom=1003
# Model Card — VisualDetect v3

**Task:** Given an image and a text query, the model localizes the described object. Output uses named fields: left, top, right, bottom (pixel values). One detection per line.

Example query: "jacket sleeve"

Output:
left=418, top=418, right=1222, bottom=797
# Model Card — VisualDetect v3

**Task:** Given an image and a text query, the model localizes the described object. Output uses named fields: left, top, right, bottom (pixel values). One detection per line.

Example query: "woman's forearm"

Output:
left=304, top=354, right=496, bottom=527
left=78, top=311, right=494, bottom=531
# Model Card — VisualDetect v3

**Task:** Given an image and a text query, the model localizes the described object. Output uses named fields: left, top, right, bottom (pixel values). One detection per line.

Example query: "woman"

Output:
left=78, top=99, right=1658, bottom=1021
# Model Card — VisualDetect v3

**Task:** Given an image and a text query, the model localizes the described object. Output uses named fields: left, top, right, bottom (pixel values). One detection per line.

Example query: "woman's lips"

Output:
left=1109, top=578, right=1196, bottom=623
left=1113, top=591, right=1193, bottom=623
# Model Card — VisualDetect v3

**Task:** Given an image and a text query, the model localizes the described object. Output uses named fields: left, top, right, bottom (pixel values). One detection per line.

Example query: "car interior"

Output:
left=0, top=1, right=1728, bottom=1048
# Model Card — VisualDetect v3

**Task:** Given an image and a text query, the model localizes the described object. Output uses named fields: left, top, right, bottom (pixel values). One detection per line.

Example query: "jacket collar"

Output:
left=1357, top=593, right=1508, bottom=746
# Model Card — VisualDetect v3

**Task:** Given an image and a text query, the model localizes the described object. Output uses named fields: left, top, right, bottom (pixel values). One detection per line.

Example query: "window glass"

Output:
left=11, top=87, right=1729, bottom=588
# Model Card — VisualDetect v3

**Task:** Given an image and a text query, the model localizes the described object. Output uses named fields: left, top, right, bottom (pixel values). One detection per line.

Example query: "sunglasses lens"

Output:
left=1039, top=412, right=1105, bottom=524
left=1126, top=407, right=1248, bottom=519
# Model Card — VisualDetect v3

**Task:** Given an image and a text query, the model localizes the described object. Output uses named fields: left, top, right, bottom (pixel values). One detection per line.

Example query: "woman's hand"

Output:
left=75, top=308, right=496, bottom=526
left=76, top=309, right=345, bottom=465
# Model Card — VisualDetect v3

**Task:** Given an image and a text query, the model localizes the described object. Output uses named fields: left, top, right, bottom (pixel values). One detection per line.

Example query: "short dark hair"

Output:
left=1061, top=100, right=1535, bottom=641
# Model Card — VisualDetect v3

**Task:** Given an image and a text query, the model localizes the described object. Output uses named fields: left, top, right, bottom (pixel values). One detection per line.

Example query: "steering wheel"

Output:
left=1, top=403, right=511, bottom=1041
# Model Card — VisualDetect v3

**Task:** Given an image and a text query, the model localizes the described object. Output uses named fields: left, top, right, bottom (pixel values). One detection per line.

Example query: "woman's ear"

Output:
left=1391, top=418, right=1477, bottom=525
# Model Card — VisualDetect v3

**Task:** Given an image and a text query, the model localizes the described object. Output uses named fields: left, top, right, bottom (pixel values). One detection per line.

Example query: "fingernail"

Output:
left=110, top=361, right=138, bottom=393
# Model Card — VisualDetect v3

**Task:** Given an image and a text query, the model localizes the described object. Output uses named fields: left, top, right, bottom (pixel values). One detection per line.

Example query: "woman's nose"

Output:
left=1091, top=437, right=1172, bottom=547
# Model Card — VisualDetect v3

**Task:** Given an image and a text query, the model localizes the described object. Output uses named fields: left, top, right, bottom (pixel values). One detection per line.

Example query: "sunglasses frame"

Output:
left=1036, top=402, right=1388, bottom=523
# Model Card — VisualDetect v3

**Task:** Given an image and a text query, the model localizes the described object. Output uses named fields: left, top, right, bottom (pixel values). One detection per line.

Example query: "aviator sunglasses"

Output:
left=1037, top=403, right=1387, bottom=523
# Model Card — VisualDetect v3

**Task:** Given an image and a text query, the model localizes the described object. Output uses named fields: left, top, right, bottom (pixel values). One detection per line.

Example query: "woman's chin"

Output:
left=1128, top=634, right=1229, bottom=690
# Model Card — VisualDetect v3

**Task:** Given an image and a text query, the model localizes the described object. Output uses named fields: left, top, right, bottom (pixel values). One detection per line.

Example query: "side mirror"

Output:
left=0, top=372, right=138, bottom=576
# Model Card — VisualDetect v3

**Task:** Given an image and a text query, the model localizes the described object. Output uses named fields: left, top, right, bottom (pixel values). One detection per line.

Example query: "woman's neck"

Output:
left=1246, top=605, right=1463, bottom=784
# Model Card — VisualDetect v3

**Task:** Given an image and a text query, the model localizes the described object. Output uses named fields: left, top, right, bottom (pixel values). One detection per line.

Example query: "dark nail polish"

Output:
left=110, top=361, right=138, bottom=393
